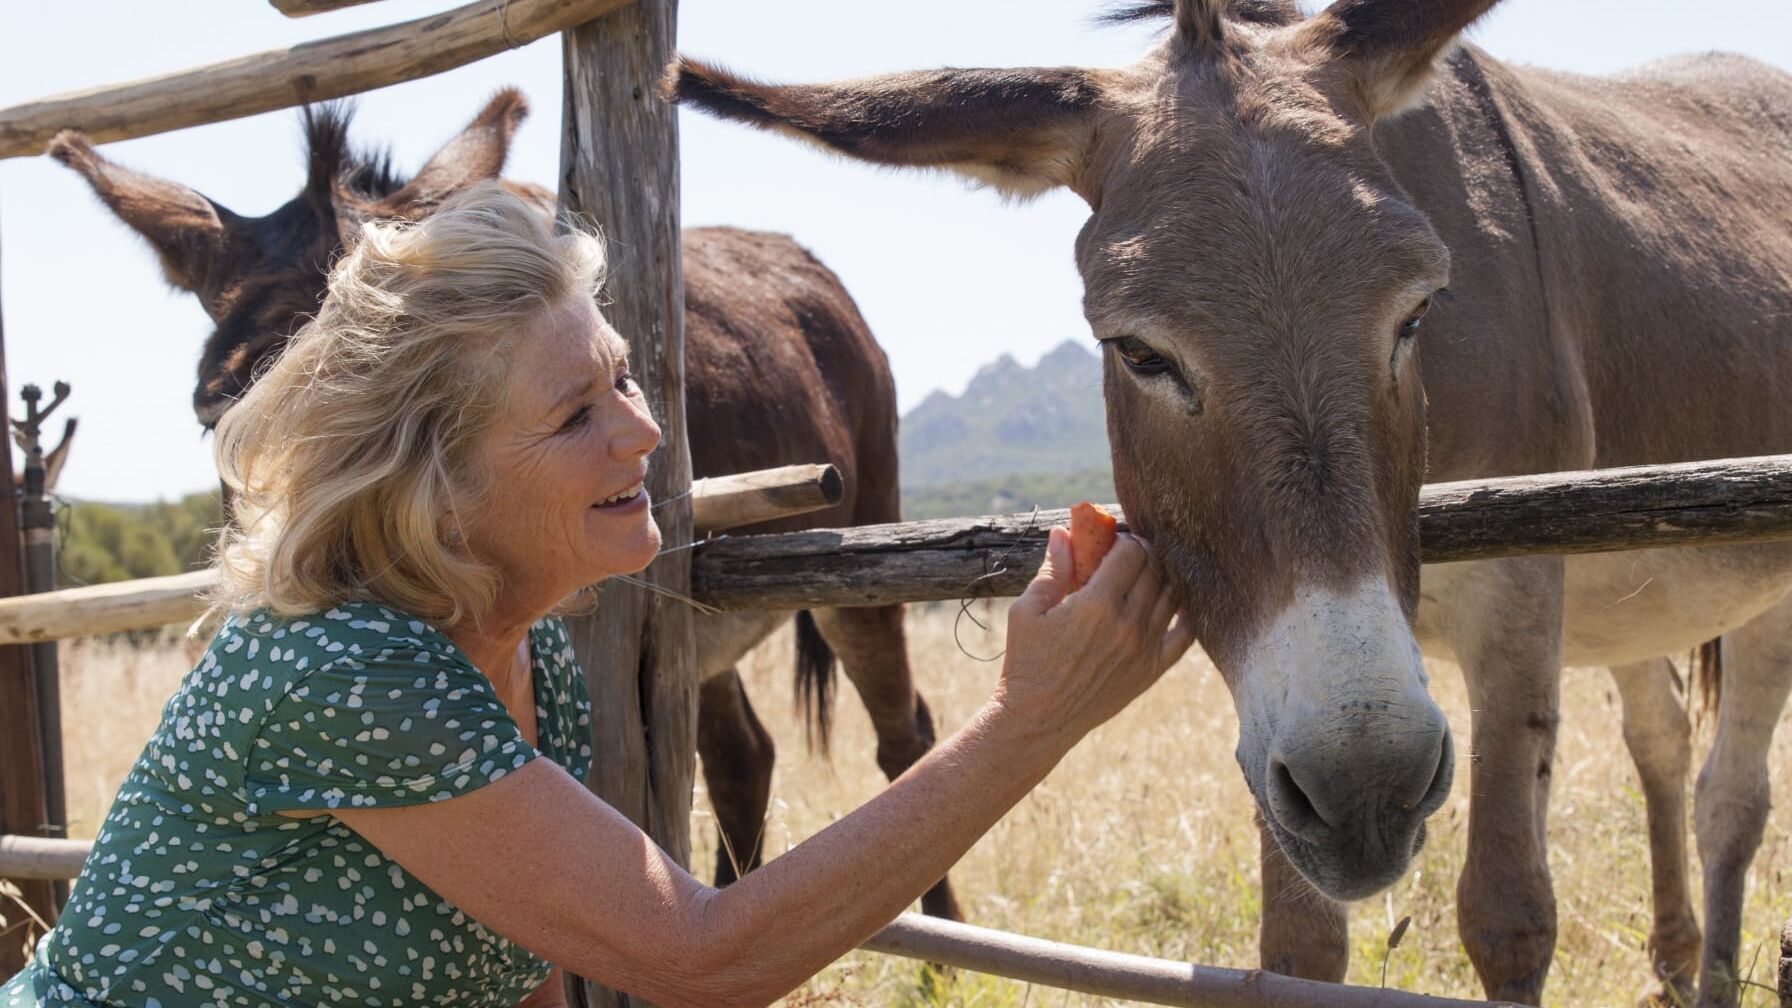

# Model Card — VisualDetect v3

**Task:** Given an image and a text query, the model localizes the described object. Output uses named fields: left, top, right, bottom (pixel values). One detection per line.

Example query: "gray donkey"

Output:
left=672, top=1, right=1792, bottom=1003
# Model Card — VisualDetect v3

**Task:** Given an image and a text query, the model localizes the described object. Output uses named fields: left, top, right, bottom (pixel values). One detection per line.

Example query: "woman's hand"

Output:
left=993, top=526, right=1194, bottom=745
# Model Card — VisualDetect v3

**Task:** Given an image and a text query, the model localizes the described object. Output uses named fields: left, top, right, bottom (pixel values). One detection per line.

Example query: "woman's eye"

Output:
left=1111, top=336, right=1171, bottom=376
left=559, top=405, right=592, bottom=433
left=1400, top=295, right=1436, bottom=339
left=616, top=373, right=639, bottom=394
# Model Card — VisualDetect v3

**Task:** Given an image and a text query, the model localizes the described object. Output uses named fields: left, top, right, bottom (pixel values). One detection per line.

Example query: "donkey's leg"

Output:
left=1611, top=658, right=1700, bottom=1004
left=1257, top=815, right=1348, bottom=982
left=692, top=611, right=792, bottom=888
left=811, top=603, right=962, bottom=921
left=1692, top=600, right=1792, bottom=1008
left=698, top=668, right=775, bottom=887
left=1447, top=557, right=1564, bottom=1005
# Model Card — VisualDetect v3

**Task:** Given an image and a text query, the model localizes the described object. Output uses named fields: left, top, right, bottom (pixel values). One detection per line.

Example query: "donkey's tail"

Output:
left=1691, top=637, right=1723, bottom=726
left=794, top=610, right=838, bottom=754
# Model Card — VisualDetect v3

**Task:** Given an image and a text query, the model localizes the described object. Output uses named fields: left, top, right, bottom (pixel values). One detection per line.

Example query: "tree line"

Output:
left=56, top=492, right=223, bottom=587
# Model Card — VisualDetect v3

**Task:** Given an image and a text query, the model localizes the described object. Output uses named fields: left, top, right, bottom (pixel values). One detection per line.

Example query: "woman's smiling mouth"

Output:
left=594, top=482, right=646, bottom=510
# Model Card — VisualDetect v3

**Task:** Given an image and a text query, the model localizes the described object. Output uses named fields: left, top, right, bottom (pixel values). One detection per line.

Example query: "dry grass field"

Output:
left=51, top=605, right=1792, bottom=1006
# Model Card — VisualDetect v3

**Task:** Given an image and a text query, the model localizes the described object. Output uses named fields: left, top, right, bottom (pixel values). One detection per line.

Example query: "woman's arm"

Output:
left=516, top=967, right=570, bottom=1008
left=336, top=530, right=1191, bottom=1007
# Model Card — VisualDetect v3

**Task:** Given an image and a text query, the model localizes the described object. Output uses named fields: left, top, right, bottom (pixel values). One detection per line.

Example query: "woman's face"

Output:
left=463, top=294, right=663, bottom=617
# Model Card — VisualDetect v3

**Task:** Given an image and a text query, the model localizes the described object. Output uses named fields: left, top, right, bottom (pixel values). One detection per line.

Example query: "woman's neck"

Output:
left=444, top=608, right=538, bottom=688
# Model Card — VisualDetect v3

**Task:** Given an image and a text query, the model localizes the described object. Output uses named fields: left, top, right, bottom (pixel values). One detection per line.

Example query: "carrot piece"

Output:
left=1068, top=501, right=1120, bottom=591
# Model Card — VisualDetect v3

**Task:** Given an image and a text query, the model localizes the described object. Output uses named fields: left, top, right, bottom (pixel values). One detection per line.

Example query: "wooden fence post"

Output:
left=559, top=2, right=695, bottom=1005
left=0, top=216, right=56, bottom=974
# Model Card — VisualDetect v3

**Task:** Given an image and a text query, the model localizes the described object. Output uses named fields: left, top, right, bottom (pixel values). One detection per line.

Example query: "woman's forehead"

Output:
left=537, top=296, right=625, bottom=364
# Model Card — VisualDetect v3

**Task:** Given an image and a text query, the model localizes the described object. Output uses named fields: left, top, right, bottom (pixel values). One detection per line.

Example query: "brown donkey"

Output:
left=48, top=92, right=960, bottom=920
left=673, top=1, right=1792, bottom=1004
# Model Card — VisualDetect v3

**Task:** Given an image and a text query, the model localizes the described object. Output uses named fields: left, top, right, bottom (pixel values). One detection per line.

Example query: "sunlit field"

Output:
left=51, top=606, right=1792, bottom=1006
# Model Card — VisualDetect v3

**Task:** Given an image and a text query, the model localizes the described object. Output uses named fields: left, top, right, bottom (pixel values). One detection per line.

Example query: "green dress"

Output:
left=1, top=602, right=592, bottom=1007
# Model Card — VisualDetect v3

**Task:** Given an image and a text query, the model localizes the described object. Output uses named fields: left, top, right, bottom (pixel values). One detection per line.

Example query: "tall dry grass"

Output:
left=55, top=605, right=1792, bottom=1006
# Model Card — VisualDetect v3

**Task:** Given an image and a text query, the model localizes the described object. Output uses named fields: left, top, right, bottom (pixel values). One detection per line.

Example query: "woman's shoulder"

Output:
left=217, top=601, right=461, bottom=663
left=197, top=601, right=471, bottom=698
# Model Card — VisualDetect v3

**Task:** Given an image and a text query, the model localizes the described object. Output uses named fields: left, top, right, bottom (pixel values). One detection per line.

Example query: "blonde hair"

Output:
left=211, top=182, right=607, bottom=624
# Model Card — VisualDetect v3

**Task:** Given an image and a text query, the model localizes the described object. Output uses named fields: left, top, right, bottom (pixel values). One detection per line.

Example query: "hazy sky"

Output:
left=3, top=1, right=1789, bottom=501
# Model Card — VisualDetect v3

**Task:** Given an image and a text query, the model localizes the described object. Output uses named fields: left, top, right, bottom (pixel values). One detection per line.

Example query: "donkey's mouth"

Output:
left=1250, top=728, right=1454, bottom=901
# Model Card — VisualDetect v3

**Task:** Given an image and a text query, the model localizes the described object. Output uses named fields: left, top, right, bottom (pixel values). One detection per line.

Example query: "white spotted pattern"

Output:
left=1, top=603, right=593, bottom=1007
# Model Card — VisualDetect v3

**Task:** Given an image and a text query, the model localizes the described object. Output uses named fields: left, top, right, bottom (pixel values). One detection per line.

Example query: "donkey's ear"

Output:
left=1300, top=0, right=1503, bottom=120
left=372, top=88, right=530, bottom=218
left=46, top=130, right=232, bottom=293
left=668, top=58, right=1105, bottom=199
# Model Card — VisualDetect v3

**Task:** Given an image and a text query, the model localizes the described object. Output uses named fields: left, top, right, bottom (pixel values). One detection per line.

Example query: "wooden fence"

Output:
left=1, top=452, right=1789, bottom=643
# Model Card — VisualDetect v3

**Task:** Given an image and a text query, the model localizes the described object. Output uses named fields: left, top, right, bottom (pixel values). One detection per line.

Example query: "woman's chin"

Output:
left=595, top=518, right=661, bottom=580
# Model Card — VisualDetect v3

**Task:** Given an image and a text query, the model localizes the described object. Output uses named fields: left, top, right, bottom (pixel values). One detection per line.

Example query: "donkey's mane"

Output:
left=1099, top=0, right=1301, bottom=27
left=301, top=103, right=403, bottom=200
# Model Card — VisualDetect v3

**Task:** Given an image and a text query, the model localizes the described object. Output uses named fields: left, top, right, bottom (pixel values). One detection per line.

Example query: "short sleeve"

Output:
left=244, top=645, right=538, bottom=814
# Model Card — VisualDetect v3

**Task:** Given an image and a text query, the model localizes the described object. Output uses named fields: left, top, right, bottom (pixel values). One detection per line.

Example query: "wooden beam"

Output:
left=1779, top=913, right=1791, bottom=1008
left=687, top=462, right=841, bottom=534
left=559, top=1, right=690, bottom=1005
left=0, top=211, right=56, bottom=974
left=690, top=454, right=1792, bottom=610
left=0, top=834, right=88, bottom=882
left=0, top=569, right=213, bottom=647
left=864, top=913, right=1516, bottom=1008
left=10, top=455, right=1792, bottom=643
left=0, top=0, right=636, bottom=159
left=0, top=465, right=838, bottom=646
left=271, top=0, right=393, bottom=16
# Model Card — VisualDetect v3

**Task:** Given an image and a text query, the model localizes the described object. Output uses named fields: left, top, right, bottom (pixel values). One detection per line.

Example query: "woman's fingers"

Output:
left=1148, top=581, right=1178, bottom=638
left=1082, top=532, right=1147, bottom=599
left=1158, top=610, right=1198, bottom=670
left=1120, top=543, right=1165, bottom=624
left=1014, top=527, right=1074, bottom=618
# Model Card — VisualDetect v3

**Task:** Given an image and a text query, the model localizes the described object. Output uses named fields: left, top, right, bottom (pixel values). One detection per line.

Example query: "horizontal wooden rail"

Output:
left=9, top=455, right=1792, bottom=638
left=0, top=463, right=840, bottom=644
left=687, top=462, right=842, bottom=535
left=273, top=0, right=393, bottom=16
left=693, top=454, right=1792, bottom=609
left=0, top=0, right=635, bottom=159
left=0, top=834, right=89, bottom=881
left=0, top=852, right=1514, bottom=1005
left=864, top=913, right=1513, bottom=1007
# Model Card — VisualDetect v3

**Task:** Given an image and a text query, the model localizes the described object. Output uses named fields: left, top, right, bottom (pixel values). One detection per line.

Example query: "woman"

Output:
left=2, top=184, right=1193, bottom=1008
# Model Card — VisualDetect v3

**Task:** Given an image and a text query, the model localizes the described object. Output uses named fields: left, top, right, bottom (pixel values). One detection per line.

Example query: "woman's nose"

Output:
left=611, top=398, right=661, bottom=460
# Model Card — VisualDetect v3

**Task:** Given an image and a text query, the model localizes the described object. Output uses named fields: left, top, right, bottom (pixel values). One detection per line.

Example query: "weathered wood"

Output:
left=0, top=834, right=88, bottom=882
left=691, top=455, right=1792, bottom=610
left=0, top=570, right=212, bottom=646
left=1779, top=913, right=1791, bottom=1008
left=0, top=0, right=635, bottom=160
left=271, top=0, right=392, bottom=16
left=7, top=456, right=1792, bottom=646
left=687, top=462, right=841, bottom=535
left=0, top=215, right=56, bottom=974
left=0, top=466, right=832, bottom=645
left=559, top=1, right=690, bottom=1005
left=865, top=913, right=1516, bottom=1007
left=0, top=845, right=1523, bottom=1005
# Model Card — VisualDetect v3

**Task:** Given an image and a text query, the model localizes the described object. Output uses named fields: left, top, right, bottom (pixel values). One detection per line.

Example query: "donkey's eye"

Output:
left=1400, top=295, right=1436, bottom=339
left=1111, top=336, right=1171, bottom=376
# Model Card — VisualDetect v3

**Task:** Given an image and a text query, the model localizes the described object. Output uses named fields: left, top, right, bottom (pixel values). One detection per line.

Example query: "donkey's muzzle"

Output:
left=1260, top=704, right=1454, bottom=901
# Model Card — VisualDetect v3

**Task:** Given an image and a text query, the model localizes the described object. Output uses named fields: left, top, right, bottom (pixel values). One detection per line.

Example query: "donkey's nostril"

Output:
left=1415, top=727, right=1455, bottom=812
left=1267, top=756, right=1330, bottom=838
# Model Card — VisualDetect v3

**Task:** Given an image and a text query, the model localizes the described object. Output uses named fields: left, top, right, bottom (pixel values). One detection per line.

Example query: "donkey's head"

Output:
left=674, top=0, right=1498, bottom=899
left=49, top=90, right=550, bottom=428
